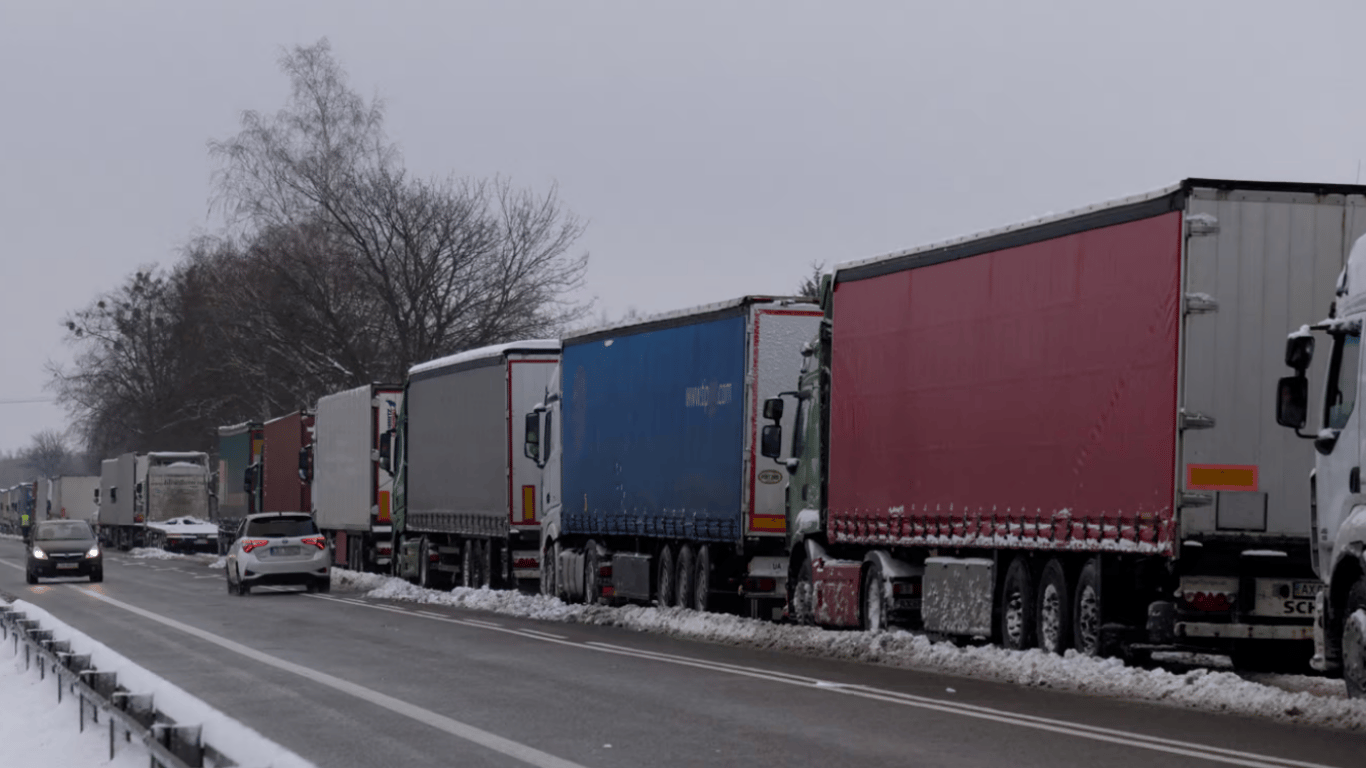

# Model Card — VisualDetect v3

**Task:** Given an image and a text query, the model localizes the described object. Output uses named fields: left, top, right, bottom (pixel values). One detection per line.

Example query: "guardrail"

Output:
left=1, top=604, right=238, bottom=768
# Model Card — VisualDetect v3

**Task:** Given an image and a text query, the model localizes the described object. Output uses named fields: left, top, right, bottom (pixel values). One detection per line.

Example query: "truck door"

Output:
left=1316, top=327, right=1363, bottom=569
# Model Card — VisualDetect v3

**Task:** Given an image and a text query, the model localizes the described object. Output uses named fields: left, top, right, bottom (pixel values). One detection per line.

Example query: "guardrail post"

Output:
left=155, top=723, right=204, bottom=768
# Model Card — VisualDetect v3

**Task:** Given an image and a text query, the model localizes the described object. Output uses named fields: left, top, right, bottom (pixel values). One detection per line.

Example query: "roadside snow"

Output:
left=332, top=569, right=1366, bottom=732
left=209, top=556, right=227, bottom=570
left=127, top=547, right=184, bottom=560
left=7, top=600, right=315, bottom=768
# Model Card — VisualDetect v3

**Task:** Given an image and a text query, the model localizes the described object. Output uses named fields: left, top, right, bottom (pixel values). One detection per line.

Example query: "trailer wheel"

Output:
left=584, top=541, right=602, bottom=605
left=1000, top=557, right=1036, bottom=651
left=675, top=544, right=696, bottom=610
left=1073, top=558, right=1102, bottom=656
left=790, top=557, right=815, bottom=625
left=419, top=537, right=437, bottom=589
left=541, top=540, right=559, bottom=598
left=1344, top=577, right=1366, bottom=699
left=862, top=562, right=888, bottom=632
left=656, top=544, right=676, bottom=607
left=693, top=544, right=712, bottom=613
left=1036, top=559, right=1071, bottom=655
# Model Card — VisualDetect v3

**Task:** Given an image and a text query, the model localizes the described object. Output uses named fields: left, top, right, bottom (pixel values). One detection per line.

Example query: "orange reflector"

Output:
left=521, top=485, right=536, bottom=523
left=377, top=491, right=391, bottom=523
left=750, top=515, right=786, bottom=532
left=1186, top=464, right=1258, bottom=491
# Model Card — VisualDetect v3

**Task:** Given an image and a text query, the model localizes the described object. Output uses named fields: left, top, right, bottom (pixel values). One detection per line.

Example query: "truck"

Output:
left=216, top=422, right=263, bottom=550
left=37, top=475, right=99, bottom=524
left=392, top=342, right=559, bottom=590
left=102, top=452, right=214, bottom=550
left=257, top=410, right=313, bottom=515
left=97, top=458, right=130, bottom=546
left=758, top=179, right=1364, bottom=669
left=525, top=297, right=821, bottom=615
left=312, top=385, right=402, bottom=573
left=1274, top=225, right=1366, bottom=697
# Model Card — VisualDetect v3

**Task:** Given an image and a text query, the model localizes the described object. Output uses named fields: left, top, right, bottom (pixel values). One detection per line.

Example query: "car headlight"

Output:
left=86, top=547, right=100, bottom=559
left=31, top=547, right=46, bottom=560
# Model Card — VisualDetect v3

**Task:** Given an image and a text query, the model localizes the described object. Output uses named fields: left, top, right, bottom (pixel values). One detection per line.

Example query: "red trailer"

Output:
left=261, top=411, right=313, bottom=516
left=761, top=179, right=1361, bottom=669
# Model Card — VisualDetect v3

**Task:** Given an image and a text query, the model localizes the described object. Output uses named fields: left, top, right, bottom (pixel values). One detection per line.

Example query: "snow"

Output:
left=1288, top=324, right=1314, bottom=340
left=1186, top=212, right=1218, bottom=226
left=4, top=599, right=315, bottom=768
left=1241, top=550, right=1288, bottom=557
left=330, top=569, right=1366, bottom=732
left=127, top=547, right=185, bottom=560
left=408, top=339, right=560, bottom=375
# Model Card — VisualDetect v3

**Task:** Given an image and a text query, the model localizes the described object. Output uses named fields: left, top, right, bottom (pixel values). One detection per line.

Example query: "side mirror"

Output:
left=760, top=424, right=783, bottom=459
left=1275, top=375, right=1309, bottom=430
left=524, top=412, right=542, bottom=463
left=762, top=398, right=784, bottom=421
left=94, top=489, right=100, bottom=504
left=1286, top=334, right=1315, bottom=371
left=1315, top=430, right=1339, bottom=456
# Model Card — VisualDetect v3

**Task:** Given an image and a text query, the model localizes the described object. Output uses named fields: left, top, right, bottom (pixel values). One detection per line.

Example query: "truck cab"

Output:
left=1277, top=234, right=1366, bottom=697
left=524, top=363, right=563, bottom=595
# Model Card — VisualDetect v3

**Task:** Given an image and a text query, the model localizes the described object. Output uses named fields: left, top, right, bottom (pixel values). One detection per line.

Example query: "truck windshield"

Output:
left=1326, top=332, right=1361, bottom=430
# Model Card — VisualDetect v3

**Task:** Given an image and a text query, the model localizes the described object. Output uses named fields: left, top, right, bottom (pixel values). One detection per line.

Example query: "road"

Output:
left=0, top=537, right=1361, bottom=768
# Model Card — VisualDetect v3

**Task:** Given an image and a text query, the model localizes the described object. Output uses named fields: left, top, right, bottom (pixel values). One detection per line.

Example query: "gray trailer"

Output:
left=39, top=475, right=99, bottom=524
left=392, top=341, right=560, bottom=590
left=313, top=383, right=403, bottom=572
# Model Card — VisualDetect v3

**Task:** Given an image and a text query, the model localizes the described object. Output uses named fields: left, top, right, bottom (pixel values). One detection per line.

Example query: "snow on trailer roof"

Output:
left=834, top=177, right=1366, bottom=282
left=147, top=451, right=208, bottom=460
left=408, top=339, right=561, bottom=376
left=564, top=295, right=817, bottom=344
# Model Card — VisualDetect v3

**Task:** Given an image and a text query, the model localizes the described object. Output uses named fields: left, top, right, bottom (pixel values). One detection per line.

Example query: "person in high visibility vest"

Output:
left=20, top=512, right=31, bottom=541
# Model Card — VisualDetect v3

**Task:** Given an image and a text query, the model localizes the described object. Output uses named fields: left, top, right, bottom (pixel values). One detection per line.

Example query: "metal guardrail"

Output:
left=1, top=604, right=238, bottom=768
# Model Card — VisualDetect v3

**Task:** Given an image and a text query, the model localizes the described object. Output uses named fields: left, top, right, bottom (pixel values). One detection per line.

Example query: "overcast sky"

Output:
left=1, top=1, right=1363, bottom=456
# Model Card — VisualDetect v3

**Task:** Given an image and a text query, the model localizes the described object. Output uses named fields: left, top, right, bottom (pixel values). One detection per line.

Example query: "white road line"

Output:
left=415, top=610, right=447, bottom=618
left=519, top=629, right=568, bottom=641
left=462, top=618, right=502, bottom=629
left=64, top=585, right=590, bottom=768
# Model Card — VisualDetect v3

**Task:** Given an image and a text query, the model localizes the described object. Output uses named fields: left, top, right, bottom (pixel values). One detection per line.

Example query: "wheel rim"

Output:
left=1077, top=584, right=1100, bottom=655
left=865, top=572, right=884, bottom=631
left=1040, top=583, right=1062, bottom=652
left=1345, top=609, right=1366, bottom=696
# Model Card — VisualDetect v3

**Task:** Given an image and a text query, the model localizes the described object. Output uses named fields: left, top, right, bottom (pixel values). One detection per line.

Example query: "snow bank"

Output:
left=6, top=600, right=315, bottom=768
left=128, top=547, right=186, bottom=560
left=333, top=569, right=1366, bottom=732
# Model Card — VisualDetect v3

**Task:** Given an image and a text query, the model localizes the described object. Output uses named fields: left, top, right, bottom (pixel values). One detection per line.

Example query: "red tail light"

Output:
left=1183, top=591, right=1235, bottom=612
left=241, top=539, right=270, bottom=553
left=743, top=577, right=777, bottom=593
left=598, top=563, right=613, bottom=578
left=302, top=536, right=326, bottom=550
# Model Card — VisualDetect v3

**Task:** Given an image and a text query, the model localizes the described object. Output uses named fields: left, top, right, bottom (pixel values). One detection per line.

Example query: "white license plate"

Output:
left=1293, top=581, right=1322, bottom=599
left=56, top=563, right=79, bottom=570
left=271, top=546, right=301, bottom=556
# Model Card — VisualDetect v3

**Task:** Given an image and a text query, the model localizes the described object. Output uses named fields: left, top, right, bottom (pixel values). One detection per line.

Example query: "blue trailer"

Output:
left=526, top=296, right=820, bottom=616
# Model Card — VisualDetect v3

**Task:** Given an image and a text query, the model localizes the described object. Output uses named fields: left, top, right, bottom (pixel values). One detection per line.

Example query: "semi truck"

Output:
left=257, top=410, right=313, bottom=515
left=392, top=342, right=559, bottom=590
left=312, top=384, right=402, bottom=573
left=38, top=475, right=99, bottom=524
left=101, top=452, right=214, bottom=550
left=525, top=297, right=821, bottom=615
left=216, top=422, right=263, bottom=550
left=1275, top=227, right=1366, bottom=698
left=759, top=179, right=1363, bottom=669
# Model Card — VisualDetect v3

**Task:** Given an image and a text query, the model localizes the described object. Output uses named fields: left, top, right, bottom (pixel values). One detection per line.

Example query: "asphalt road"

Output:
left=0, top=538, right=1361, bottom=768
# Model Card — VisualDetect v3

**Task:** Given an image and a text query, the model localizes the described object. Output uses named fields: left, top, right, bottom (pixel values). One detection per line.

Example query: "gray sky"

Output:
left=1, top=0, right=1362, bottom=455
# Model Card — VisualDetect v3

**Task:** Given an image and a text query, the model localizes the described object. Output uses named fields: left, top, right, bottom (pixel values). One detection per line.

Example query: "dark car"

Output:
left=27, top=520, right=103, bottom=584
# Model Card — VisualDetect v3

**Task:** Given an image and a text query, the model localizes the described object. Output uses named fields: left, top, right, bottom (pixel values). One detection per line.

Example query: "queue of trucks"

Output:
left=17, top=176, right=1362, bottom=697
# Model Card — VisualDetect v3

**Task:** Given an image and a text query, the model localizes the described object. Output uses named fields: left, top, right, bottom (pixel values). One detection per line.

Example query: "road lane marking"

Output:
left=59, top=585, right=591, bottom=768
left=519, top=629, right=568, bottom=641
left=463, top=618, right=502, bottom=629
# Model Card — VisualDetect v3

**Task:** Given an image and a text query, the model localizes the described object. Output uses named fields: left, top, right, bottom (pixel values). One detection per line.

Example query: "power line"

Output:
left=0, top=398, right=55, bottom=405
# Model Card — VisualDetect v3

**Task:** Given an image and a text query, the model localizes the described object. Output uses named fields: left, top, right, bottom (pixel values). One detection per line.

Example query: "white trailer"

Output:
left=40, top=476, right=99, bottom=524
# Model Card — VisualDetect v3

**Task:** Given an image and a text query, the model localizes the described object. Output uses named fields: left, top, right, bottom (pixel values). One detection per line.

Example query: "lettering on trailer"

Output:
left=384, top=399, right=398, bottom=430
left=1185, top=464, right=1258, bottom=492
left=685, top=382, right=733, bottom=408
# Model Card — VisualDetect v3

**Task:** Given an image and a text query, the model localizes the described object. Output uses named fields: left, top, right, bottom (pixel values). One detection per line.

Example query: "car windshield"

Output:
left=245, top=517, right=317, bottom=538
left=35, top=522, right=93, bottom=541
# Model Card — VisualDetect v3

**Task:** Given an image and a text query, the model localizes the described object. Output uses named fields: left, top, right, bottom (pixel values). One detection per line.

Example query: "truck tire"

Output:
left=675, top=544, right=696, bottom=610
left=693, top=544, right=712, bottom=613
left=1000, top=557, right=1036, bottom=651
left=656, top=544, right=676, bottom=607
left=541, top=540, right=559, bottom=598
left=419, top=537, right=436, bottom=589
left=1036, top=559, right=1071, bottom=655
left=790, top=557, right=815, bottom=625
left=1073, top=558, right=1102, bottom=656
left=1344, top=577, right=1366, bottom=699
left=584, top=540, right=602, bottom=605
left=461, top=540, right=474, bottom=588
left=862, top=562, right=888, bottom=632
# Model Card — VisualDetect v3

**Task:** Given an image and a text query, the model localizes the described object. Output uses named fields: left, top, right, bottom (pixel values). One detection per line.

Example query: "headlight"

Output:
left=31, top=547, right=46, bottom=560
left=86, top=547, right=100, bottom=559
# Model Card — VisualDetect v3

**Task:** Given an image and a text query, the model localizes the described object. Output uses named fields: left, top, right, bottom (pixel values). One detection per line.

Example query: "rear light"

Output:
left=302, top=536, right=326, bottom=550
left=892, top=579, right=922, bottom=597
left=377, top=544, right=392, bottom=555
left=514, top=557, right=539, bottom=569
left=241, top=539, right=270, bottom=553
left=598, top=563, right=613, bottom=578
left=1182, top=591, right=1235, bottom=612
left=743, top=577, right=777, bottom=593
left=601, top=586, right=616, bottom=597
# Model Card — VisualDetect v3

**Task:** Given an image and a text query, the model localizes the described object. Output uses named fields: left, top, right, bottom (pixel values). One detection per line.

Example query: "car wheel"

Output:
left=317, top=574, right=331, bottom=594
left=90, top=569, right=103, bottom=584
left=25, top=569, right=37, bottom=586
left=1000, top=556, right=1036, bottom=651
left=1343, top=577, right=1366, bottom=699
left=675, top=544, right=696, bottom=610
left=656, top=544, right=675, bottom=607
left=862, top=562, right=888, bottom=632
left=1073, top=558, right=1102, bottom=656
left=1036, top=559, right=1071, bottom=655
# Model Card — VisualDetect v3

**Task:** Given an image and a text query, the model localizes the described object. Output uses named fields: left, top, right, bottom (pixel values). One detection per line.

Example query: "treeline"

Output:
left=49, top=40, right=589, bottom=461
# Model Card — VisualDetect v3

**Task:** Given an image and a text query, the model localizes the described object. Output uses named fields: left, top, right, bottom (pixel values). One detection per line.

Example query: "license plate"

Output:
left=195, top=539, right=208, bottom=545
left=271, top=546, right=301, bottom=556
left=56, top=563, right=79, bottom=570
left=1293, top=581, right=1322, bottom=599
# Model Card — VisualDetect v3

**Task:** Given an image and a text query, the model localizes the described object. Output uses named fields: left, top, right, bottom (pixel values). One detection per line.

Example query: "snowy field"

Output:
left=1, top=598, right=315, bottom=768
left=333, top=568, right=1366, bottom=733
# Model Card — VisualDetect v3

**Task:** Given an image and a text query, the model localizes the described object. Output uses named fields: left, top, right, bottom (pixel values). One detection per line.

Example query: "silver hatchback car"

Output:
left=225, top=512, right=331, bottom=595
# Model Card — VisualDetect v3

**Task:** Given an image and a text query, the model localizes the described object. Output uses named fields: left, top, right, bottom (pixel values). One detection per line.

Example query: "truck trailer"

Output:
left=216, top=422, right=263, bottom=550
left=257, top=410, right=313, bottom=515
left=38, top=475, right=99, bottom=524
left=760, top=179, right=1360, bottom=669
left=527, top=297, right=821, bottom=615
left=392, top=342, right=559, bottom=590
left=312, top=385, right=402, bottom=573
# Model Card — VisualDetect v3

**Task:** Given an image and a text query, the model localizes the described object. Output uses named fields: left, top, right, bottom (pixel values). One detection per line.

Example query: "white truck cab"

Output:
left=1277, top=234, right=1366, bottom=697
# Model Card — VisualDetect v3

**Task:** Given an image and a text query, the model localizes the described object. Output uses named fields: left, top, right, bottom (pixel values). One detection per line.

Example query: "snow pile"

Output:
left=128, top=547, right=186, bottom=560
left=209, top=556, right=227, bottom=570
left=2, top=642, right=147, bottom=767
left=334, top=569, right=1366, bottom=732
left=7, top=599, right=315, bottom=768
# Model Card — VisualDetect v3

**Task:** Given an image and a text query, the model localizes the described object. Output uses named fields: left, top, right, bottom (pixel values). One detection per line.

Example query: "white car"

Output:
left=225, top=512, right=331, bottom=595
left=147, top=516, right=219, bottom=553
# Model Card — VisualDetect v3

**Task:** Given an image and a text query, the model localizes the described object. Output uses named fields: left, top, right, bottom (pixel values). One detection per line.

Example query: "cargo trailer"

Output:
left=312, top=384, right=402, bottom=573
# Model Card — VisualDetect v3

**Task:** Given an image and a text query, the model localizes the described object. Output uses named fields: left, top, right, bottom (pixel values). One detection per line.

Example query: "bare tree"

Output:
left=21, top=429, right=71, bottom=479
